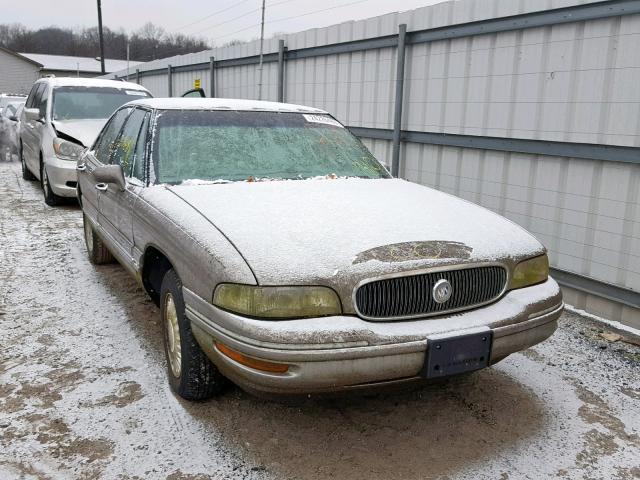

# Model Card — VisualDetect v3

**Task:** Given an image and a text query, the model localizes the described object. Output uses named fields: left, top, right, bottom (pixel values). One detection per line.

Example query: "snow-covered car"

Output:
left=0, top=101, right=25, bottom=161
left=0, top=93, right=27, bottom=112
left=77, top=98, right=563, bottom=399
left=19, top=77, right=151, bottom=205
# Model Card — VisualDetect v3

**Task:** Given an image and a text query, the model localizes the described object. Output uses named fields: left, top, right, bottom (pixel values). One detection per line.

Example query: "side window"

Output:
left=38, top=84, right=49, bottom=118
left=25, top=83, right=39, bottom=108
left=132, top=113, right=150, bottom=181
left=93, top=108, right=130, bottom=163
left=32, top=84, right=45, bottom=116
left=111, top=108, right=146, bottom=176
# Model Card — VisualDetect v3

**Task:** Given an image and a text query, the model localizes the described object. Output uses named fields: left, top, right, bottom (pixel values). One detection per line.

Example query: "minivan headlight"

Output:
left=212, top=284, right=342, bottom=319
left=53, top=138, right=84, bottom=161
left=510, top=254, right=549, bottom=290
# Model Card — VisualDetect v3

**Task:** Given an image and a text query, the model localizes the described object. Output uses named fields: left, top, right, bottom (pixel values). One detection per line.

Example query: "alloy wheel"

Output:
left=164, top=293, right=182, bottom=378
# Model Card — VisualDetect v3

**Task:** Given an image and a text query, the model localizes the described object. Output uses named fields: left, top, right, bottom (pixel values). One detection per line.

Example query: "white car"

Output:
left=0, top=101, right=25, bottom=161
left=20, top=77, right=151, bottom=205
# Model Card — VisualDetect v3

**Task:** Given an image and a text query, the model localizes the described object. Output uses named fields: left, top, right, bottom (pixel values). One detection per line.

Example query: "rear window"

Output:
left=52, top=86, right=150, bottom=121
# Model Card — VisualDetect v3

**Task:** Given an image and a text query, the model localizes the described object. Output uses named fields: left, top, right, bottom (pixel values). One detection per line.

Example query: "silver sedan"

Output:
left=77, top=98, right=562, bottom=399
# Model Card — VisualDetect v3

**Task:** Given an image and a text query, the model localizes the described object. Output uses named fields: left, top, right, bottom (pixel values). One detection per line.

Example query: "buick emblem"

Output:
left=433, top=279, right=452, bottom=304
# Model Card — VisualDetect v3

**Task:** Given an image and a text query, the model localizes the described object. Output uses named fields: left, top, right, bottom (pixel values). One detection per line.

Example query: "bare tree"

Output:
left=0, top=22, right=209, bottom=62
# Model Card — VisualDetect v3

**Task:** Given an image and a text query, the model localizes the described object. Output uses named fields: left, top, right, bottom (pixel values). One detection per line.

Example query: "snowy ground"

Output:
left=0, top=160, right=638, bottom=480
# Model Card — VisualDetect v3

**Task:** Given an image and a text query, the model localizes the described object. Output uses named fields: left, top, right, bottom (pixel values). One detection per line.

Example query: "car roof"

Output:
left=126, top=97, right=328, bottom=114
left=34, top=77, right=149, bottom=92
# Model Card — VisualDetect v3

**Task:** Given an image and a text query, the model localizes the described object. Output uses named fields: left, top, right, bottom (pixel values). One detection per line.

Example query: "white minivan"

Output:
left=20, top=77, right=151, bottom=205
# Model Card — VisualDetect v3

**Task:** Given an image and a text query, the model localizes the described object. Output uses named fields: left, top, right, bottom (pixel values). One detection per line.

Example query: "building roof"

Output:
left=0, top=46, right=43, bottom=66
left=128, top=97, right=328, bottom=113
left=18, top=52, right=141, bottom=74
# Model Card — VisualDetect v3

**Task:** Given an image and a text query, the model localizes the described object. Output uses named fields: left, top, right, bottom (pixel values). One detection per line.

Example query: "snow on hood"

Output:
left=167, top=178, right=545, bottom=288
left=52, top=118, right=107, bottom=147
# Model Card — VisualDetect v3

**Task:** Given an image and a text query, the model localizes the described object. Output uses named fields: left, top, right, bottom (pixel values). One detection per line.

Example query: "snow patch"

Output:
left=128, top=97, right=327, bottom=113
left=565, top=304, right=640, bottom=338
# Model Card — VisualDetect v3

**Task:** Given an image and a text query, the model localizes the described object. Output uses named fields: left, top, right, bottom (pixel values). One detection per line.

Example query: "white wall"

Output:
left=0, top=50, right=40, bottom=94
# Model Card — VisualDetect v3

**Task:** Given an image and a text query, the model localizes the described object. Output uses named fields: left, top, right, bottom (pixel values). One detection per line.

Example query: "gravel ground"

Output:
left=0, top=160, right=638, bottom=480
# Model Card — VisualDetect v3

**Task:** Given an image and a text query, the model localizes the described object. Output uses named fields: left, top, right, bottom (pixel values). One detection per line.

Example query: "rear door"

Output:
left=78, top=107, right=130, bottom=227
left=98, top=107, right=150, bottom=261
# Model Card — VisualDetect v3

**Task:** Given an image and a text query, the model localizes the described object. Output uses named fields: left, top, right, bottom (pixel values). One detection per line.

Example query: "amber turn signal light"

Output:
left=215, top=342, right=289, bottom=374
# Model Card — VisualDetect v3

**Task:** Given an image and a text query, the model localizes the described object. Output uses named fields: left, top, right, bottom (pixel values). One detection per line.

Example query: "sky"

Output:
left=2, top=0, right=446, bottom=46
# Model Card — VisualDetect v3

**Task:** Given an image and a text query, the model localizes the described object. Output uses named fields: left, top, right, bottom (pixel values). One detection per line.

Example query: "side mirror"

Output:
left=8, top=115, right=18, bottom=122
left=94, top=164, right=126, bottom=191
left=24, top=107, right=41, bottom=122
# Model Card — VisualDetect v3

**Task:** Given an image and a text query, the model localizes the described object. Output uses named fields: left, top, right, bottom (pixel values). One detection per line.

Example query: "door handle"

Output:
left=76, top=163, right=86, bottom=172
left=95, top=183, right=108, bottom=191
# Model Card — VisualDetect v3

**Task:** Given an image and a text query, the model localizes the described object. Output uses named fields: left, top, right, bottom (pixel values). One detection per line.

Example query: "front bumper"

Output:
left=186, top=278, right=563, bottom=395
left=44, top=156, right=77, bottom=197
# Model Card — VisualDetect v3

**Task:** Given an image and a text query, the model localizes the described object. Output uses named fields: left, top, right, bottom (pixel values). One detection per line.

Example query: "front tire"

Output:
left=21, top=144, right=36, bottom=180
left=41, top=162, right=63, bottom=206
left=161, top=269, right=225, bottom=400
left=83, top=214, right=114, bottom=265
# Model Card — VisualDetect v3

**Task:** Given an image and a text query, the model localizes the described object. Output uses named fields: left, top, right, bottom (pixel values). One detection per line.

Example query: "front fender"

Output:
left=133, top=187, right=256, bottom=301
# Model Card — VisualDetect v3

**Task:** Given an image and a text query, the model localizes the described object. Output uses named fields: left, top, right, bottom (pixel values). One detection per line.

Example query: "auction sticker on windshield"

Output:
left=303, top=114, right=343, bottom=128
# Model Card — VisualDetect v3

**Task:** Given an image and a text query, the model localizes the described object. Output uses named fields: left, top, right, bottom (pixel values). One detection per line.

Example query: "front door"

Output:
left=21, top=83, right=45, bottom=174
left=98, top=107, right=150, bottom=261
left=78, top=108, right=130, bottom=227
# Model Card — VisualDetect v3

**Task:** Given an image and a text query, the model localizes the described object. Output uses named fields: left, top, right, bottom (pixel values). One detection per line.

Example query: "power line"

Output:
left=191, top=6, right=264, bottom=36
left=191, top=0, right=299, bottom=37
left=210, top=0, right=372, bottom=42
left=171, top=0, right=252, bottom=32
left=124, top=0, right=374, bottom=63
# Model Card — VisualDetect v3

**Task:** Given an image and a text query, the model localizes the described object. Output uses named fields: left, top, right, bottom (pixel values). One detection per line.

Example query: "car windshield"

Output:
left=151, top=110, right=390, bottom=184
left=52, top=86, right=150, bottom=121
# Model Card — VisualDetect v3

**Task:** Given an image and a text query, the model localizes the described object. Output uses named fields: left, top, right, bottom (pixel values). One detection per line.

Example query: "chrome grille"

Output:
left=354, top=265, right=507, bottom=320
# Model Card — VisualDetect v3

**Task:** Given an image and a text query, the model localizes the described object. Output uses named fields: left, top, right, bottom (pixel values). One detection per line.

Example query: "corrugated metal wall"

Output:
left=105, top=0, right=640, bottom=325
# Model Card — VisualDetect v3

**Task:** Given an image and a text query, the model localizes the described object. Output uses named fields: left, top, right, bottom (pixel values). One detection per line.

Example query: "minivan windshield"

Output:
left=52, top=86, right=150, bottom=121
left=152, top=110, right=390, bottom=183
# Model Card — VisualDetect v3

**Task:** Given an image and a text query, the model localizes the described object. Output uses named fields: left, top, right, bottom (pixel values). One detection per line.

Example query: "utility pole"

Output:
left=97, top=0, right=106, bottom=74
left=126, top=40, right=130, bottom=81
left=257, top=0, right=266, bottom=100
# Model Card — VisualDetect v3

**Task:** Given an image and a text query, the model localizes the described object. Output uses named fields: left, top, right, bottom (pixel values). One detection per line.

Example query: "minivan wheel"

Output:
left=21, top=145, right=36, bottom=180
left=83, top=213, right=114, bottom=265
left=160, top=269, right=226, bottom=400
left=41, top=162, right=63, bottom=206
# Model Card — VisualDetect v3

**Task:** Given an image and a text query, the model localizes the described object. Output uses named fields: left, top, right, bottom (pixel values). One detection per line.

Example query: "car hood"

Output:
left=52, top=118, right=107, bottom=147
left=167, top=179, right=544, bottom=291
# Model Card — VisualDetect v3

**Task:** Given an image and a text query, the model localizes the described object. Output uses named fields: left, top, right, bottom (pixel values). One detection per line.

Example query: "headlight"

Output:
left=510, top=254, right=549, bottom=290
left=212, top=284, right=342, bottom=319
left=53, top=138, right=84, bottom=161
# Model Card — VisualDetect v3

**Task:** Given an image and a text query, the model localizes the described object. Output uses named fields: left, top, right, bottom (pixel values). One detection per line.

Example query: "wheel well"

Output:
left=142, top=247, right=173, bottom=306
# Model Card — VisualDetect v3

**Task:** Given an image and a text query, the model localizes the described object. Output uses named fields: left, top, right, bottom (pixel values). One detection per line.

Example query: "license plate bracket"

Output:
left=421, top=330, right=492, bottom=379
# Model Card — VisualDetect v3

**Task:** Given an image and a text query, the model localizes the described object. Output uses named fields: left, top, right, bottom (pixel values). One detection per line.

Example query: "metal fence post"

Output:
left=391, top=24, right=407, bottom=178
left=209, top=56, right=215, bottom=97
left=135, top=68, right=140, bottom=85
left=277, top=39, right=286, bottom=102
left=167, top=64, right=173, bottom=97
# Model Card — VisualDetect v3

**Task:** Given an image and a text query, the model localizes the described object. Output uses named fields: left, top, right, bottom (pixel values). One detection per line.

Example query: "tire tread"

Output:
left=161, top=269, right=225, bottom=400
